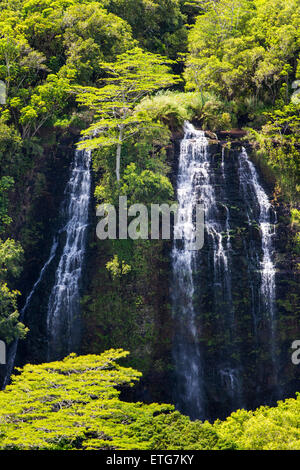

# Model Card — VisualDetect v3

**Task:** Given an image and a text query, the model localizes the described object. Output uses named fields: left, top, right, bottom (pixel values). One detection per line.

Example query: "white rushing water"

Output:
left=238, top=147, right=277, bottom=357
left=172, top=122, right=207, bottom=419
left=172, top=122, right=241, bottom=418
left=47, top=148, right=91, bottom=360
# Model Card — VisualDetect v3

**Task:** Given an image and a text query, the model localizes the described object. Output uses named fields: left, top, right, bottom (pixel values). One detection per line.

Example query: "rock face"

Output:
left=218, top=129, right=248, bottom=139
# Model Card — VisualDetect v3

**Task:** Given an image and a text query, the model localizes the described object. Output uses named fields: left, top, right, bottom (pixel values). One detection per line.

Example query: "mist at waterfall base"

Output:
left=172, top=122, right=279, bottom=421
left=3, top=147, right=92, bottom=385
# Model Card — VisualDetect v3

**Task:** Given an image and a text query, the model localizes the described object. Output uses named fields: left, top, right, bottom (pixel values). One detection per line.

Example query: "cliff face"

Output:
left=81, top=139, right=178, bottom=404
left=82, top=136, right=300, bottom=419
left=5, top=130, right=299, bottom=420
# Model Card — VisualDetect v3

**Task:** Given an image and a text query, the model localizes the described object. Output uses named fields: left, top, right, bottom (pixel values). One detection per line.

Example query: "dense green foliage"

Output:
left=76, top=46, right=180, bottom=180
left=0, top=349, right=220, bottom=450
left=186, top=0, right=299, bottom=105
left=0, top=237, right=26, bottom=343
left=0, top=0, right=186, bottom=342
left=1, top=349, right=300, bottom=450
left=136, top=90, right=235, bottom=130
left=185, top=0, right=300, bottom=204
left=0, top=0, right=299, bottom=450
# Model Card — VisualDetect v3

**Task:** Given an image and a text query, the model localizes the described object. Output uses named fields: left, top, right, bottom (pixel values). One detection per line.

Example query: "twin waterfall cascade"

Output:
left=3, top=147, right=91, bottom=386
left=3, top=124, right=278, bottom=421
left=172, top=122, right=277, bottom=420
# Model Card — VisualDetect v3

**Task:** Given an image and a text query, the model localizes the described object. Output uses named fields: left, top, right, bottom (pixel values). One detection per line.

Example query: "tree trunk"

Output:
left=116, top=126, right=124, bottom=182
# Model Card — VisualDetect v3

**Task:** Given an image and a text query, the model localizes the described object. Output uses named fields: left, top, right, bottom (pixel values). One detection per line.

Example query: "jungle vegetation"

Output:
left=1, top=349, right=300, bottom=450
left=0, top=0, right=299, bottom=449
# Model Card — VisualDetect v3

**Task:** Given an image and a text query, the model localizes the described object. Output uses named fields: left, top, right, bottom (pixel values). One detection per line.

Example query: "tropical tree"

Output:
left=76, top=47, right=180, bottom=181
left=0, top=349, right=225, bottom=450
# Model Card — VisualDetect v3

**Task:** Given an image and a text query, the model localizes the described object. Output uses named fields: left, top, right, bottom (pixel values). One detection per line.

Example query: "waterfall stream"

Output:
left=47, top=148, right=91, bottom=360
left=3, top=146, right=91, bottom=385
left=238, top=147, right=277, bottom=376
left=172, top=123, right=277, bottom=420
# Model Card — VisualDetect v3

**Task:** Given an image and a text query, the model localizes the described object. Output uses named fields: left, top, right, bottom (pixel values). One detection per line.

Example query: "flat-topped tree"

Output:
left=76, top=47, right=180, bottom=181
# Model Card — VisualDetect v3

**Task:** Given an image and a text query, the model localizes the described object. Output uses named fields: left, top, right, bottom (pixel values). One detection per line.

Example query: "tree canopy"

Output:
left=1, top=349, right=300, bottom=450
left=76, top=47, right=180, bottom=180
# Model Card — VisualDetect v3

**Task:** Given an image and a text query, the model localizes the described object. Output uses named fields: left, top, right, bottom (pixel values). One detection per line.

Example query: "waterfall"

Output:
left=47, top=148, right=91, bottom=361
left=172, top=122, right=207, bottom=419
left=3, top=146, right=91, bottom=386
left=238, top=147, right=277, bottom=372
left=172, top=122, right=243, bottom=419
left=172, top=130, right=278, bottom=418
